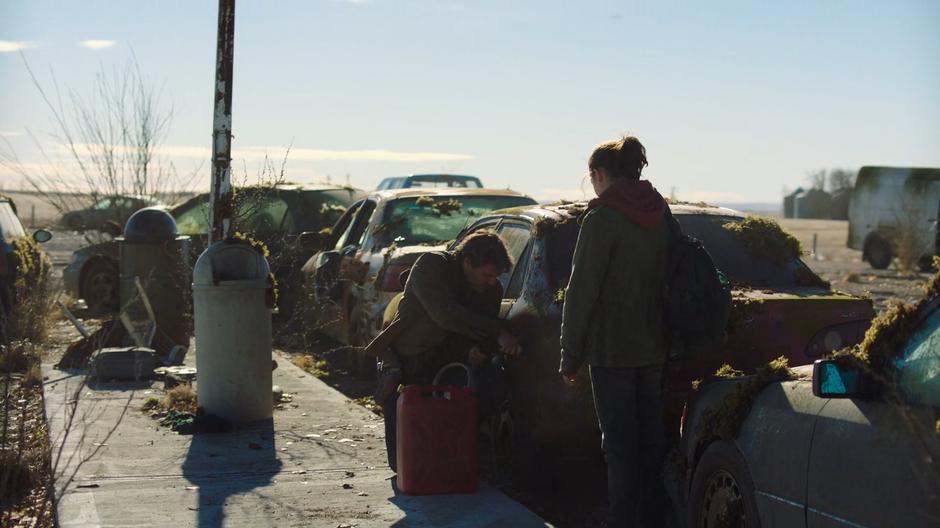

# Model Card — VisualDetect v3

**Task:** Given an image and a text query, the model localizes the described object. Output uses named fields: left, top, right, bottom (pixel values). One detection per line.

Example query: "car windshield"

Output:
left=374, top=195, right=536, bottom=248
left=894, top=303, right=940, bottom=407
left=545, top=213, right=818, bottom=289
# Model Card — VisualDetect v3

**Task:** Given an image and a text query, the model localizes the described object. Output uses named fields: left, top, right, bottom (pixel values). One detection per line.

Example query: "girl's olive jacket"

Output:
left=559, top=204, right=670, bottom=374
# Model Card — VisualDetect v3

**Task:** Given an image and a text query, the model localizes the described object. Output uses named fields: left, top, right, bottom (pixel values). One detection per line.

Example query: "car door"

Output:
left=310, top=200, right=364, bottom=302
left=805, top=304, right=940, bottom=527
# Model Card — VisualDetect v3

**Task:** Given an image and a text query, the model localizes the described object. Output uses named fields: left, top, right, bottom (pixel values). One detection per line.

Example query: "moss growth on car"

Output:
left=695, top=356, right=796, bottom=449
left=833, top=258, right=940, bottom=372
left=665, top=197, right=712, bottom=208
left=554, top=287, right=566, bottom=305
left=714, top=364, right=744, bottom=378
left=723, top=216, right=802, bottom=265
left=431, top=198, right=462, bottom=216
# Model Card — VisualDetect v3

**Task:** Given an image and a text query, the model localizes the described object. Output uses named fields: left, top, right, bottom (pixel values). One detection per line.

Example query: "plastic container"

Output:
left=396, top=384, right=478, bottom=495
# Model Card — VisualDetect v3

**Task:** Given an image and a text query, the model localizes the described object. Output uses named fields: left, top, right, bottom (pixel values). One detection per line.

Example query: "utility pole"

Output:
left=210, top=0, right=236, bottom=244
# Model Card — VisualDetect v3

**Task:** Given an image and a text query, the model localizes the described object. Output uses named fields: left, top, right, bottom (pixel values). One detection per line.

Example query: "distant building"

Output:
left=784, top=187, right=832, bottom=219
left=830, top=188, right=851, bottom=220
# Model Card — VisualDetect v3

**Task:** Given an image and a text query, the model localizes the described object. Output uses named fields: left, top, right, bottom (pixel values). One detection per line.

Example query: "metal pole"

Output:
left=209, top=0, right=236, bottom=244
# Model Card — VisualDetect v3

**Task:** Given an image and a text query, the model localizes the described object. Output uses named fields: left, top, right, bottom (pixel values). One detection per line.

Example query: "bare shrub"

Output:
left=163, top=385, right=197, bottom=414
left=0, top=56, right=200, bottom=243
left=0, top=341, right=40, bottom=374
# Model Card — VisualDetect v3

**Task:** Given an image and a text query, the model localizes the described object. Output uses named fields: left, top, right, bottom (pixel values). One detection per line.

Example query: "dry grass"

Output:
left=163, top=385, right=197, bottom=414
left=0, top=341, right=41, bottom=374
left=23, top=364, right=43, bottom=388
left=292, top=354, right=331, bottom=378
left=141, top=396, right=161, bottom=412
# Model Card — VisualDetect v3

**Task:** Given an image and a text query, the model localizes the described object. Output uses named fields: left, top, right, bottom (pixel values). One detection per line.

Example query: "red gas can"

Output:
left=396, top=384, right=478, bottom=495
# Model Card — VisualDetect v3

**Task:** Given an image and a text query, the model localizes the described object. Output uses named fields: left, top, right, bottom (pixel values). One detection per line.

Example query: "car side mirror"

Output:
left=812, top=359, right=872, bottom=398
left=32, top=229, right=53, bottom=244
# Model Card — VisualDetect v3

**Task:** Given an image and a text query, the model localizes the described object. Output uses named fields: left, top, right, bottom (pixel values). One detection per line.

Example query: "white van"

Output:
left=847, top=166, right=940, bottom=269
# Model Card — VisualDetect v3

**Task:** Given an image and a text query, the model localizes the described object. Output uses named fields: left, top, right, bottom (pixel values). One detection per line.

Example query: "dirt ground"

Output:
left=778, top=218, right=932, bottom=312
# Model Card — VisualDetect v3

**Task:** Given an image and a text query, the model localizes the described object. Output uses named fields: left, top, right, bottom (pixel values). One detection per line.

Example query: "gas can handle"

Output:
left=432, top=362, right=474, bottom=390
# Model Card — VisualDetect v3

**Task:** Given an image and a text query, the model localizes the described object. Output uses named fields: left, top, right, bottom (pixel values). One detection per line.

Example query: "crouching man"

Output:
left=366, top=229, right=522, bottom=472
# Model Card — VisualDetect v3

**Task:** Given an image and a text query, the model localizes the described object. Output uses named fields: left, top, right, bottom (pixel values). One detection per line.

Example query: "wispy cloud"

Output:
left=0, top=41, right=39, bottom=53
left=65, top=143, right=474, bottom=163
left=537, top=187, right=590, bottom=202
left=80, top=40, right=117, bottom=50
left=161, top=145, right=473, bottom=162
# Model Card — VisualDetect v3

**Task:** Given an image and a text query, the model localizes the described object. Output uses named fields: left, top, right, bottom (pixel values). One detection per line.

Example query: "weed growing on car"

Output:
left=722, top=216, right=802, bottom=265
left=714, top=364, right=744, bottom=378
left=7, top=236, right=56, bottom=344
left=835, top=259, right=940, bottom=370
left=695, top=356, right=796, bottom=449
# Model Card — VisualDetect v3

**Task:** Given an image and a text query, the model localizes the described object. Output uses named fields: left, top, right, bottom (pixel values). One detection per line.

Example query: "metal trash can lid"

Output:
left=123, top=207, right=177, bottom=241
left=192, top=239, right=270, bottom=286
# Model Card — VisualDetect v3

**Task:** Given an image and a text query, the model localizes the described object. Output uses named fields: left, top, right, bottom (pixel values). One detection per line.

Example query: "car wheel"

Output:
left=866, top=238, right=892, bottom=270
left=688, top=441, right=761, bottom=528
left=81, top=260, right=119, bottom=314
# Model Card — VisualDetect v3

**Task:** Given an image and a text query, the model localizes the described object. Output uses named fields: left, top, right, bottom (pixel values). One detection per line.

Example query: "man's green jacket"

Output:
left=378, top=251, right=502, bottom=359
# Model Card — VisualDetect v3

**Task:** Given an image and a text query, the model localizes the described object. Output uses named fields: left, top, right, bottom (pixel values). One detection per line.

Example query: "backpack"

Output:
left=663, top=207, right=732, bottom=350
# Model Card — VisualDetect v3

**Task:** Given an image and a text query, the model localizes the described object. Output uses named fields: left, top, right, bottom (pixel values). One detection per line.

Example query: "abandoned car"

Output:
left=375, top=174, right=483, bottom=190
left=301, top=188, right=537, bottom=369
left=383, top=201, right=876, bottom=481
left=1, top=195, right=53, bottom=345
left=674, top=270, right=940, bottom=528
left=63, top=183, right=365, bottom=314
left=60, top=194, right=163, bottom=235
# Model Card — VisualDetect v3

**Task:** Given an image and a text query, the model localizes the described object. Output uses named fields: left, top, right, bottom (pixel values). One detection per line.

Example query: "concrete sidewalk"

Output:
left=43, top=351, right=550, bottom=527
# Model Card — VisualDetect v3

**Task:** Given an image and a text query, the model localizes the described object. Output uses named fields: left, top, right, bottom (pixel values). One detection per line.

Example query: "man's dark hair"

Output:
left=588, top=135, right=648, bottom=180
left=452, top=229, right=512, bottom=271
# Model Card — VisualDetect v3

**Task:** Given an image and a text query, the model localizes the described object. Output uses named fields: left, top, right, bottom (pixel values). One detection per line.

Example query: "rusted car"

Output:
left=399, top=202, right=875, bottom=481
left=1, top=195, right=53, bottom=345
left=673, top=274, right=940, bottom=527
left=63, top=184, right=364, bottom=314
left=300, top=188, right=537, bottom=367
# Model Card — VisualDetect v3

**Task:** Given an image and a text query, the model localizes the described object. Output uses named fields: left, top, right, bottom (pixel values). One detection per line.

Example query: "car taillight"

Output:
left=378, top=261, right=412, bottom=292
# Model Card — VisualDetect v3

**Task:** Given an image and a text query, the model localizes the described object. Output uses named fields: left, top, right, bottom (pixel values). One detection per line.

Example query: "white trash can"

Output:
left=192, top=241, right=272, bottom=423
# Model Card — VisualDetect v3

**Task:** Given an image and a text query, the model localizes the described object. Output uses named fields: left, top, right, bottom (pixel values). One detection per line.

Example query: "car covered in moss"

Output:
left=1, top=195, right=53, bottom=345
left=387, top=201, right=875, bottom=481
left=300, top=188, right=537, bottom=371
left=62, top=184, right=364, bottom=314
left=672, top=267, right=940, bottom=527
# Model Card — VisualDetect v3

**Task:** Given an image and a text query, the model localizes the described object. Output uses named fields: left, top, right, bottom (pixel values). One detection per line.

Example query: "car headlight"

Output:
left=806, top=322, right=865, bottom=357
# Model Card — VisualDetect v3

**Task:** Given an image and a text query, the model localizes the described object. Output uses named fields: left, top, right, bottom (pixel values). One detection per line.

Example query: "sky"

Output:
left=1, top=0, right=938, bottom=205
